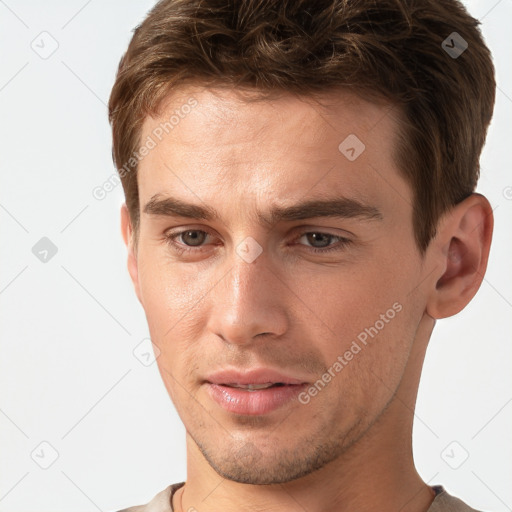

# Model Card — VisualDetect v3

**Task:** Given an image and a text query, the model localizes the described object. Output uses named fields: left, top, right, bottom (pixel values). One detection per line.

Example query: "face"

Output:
left=126, top=86, right=433, bottom=484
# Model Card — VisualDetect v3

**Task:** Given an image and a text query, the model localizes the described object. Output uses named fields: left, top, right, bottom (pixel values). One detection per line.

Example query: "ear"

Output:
left=120, top=204, right=142, bottom=304
left=426, top=193, right=493, bottom=319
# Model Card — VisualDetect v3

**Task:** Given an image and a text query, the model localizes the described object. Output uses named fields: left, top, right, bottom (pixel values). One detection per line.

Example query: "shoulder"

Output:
left=429, top=487, right=484, bottom=512
left=114, top=482, right=185, bottom=512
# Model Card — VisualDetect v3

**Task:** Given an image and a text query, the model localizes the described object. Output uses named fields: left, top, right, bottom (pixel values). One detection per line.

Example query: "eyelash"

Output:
left=164, top=229, right=352, bottom=256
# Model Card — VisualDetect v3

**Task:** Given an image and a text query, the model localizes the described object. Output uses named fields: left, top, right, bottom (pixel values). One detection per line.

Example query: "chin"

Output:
left=193, top=433, right=345, bottom=485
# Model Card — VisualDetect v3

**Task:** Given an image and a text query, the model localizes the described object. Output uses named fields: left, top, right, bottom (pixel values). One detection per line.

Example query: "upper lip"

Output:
left=204, top=368, right=308, bottom=386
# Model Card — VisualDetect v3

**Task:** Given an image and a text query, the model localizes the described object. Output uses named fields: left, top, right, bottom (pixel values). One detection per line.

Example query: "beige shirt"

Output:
left=115, top=483, right=483, bottom=512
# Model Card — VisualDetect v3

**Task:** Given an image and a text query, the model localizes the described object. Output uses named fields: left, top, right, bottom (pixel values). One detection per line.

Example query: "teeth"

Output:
left=229, top=383, right=276, bottom=390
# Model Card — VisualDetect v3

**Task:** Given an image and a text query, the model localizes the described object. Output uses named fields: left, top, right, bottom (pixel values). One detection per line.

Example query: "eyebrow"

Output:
left=143, top=194, right=383, bottom=225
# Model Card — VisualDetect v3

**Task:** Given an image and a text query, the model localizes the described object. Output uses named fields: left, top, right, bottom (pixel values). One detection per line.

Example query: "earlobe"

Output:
left=120, top=204, right=143, bottom=304
left=426, top=194, right=493, bottom=319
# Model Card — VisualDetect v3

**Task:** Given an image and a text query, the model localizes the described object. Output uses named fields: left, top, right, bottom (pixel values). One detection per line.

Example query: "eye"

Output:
left=164, top=229, right=214, bottom=255
left=296, top=232, right=352, bottom=253
left=173, top=230, right=208, bottom=247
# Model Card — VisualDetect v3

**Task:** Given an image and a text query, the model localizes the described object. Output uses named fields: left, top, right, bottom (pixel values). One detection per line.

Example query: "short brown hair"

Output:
left=108, top=0, right=495, bottom=252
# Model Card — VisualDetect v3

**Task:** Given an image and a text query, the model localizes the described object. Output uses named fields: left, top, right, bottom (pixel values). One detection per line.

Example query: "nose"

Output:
left=206, top=247, right=289, bottom=347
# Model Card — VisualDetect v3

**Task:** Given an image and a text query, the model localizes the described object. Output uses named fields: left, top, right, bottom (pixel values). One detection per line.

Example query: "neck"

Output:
left=177, top=316, right=436, bottom=512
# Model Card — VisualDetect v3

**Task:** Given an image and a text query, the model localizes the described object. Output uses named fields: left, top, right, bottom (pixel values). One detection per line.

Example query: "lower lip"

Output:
left=205, top=383, right=307, bottom=415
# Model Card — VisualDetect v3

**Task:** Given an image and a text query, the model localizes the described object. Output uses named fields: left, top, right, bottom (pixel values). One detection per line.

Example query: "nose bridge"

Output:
left=230, top=252, right=265, bottom=312
left=207, top=246, right=287, bottom=344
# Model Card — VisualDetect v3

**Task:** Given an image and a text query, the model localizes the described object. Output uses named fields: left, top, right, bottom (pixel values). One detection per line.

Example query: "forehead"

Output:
left=137, top=85, right=409, bottom=217
left=145, top=86, right=395, bottom=151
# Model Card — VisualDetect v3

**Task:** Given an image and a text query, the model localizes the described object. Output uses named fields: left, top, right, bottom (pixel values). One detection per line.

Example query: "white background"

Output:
left=0, top=1, right=510, bottom=511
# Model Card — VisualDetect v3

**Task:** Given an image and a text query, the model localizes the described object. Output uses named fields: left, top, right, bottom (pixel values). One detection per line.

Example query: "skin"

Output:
left=121, top=86, right=493, bottom=512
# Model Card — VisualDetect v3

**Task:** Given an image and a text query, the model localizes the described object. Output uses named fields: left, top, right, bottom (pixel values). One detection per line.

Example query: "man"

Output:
left=108, top=0, right=495, bottom=510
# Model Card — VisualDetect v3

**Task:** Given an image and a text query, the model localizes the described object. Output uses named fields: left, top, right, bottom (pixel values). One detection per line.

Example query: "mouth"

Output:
left=205, top=382, right=307, bottom=415
left=203, top=369, right=309, bottom=415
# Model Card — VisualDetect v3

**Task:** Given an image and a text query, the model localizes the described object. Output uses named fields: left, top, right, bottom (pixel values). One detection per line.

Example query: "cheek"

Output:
left=136, top=253, right=210, bottom=377
left=308, top=260, right=409, bottom=344
left=314, top=301, right=417, bottom=427
left=138, top=247, right=205, bottom=325
left=311, top=249, right=422, bottom=391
